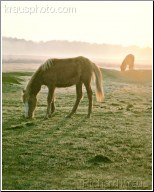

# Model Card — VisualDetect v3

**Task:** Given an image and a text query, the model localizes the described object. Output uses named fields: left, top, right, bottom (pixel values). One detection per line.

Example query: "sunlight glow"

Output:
left=1, top=1, right=153, bottom=48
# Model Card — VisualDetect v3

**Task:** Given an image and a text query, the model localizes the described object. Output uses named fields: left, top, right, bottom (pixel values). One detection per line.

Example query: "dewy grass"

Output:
left=2, top=69, right=152, bottom=190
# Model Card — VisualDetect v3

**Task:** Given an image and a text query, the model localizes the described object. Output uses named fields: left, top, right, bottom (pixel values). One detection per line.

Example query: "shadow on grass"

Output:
left=40, top=114, right=88, bottom=139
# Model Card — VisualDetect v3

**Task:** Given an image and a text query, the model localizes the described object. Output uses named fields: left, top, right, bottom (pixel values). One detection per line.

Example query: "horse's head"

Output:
left=22, top=90, right=37, bottom=118
left=120, top=63, right=126, bottom=72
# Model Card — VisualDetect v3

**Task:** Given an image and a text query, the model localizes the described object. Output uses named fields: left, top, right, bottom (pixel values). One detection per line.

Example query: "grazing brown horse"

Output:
left=22, top=56, right=104, bottom=119
left=120, top=54, right=135, bottom=71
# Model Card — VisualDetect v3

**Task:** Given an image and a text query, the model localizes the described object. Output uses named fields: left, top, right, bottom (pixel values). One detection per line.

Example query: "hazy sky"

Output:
left=2, top=1, right=153, bottom=48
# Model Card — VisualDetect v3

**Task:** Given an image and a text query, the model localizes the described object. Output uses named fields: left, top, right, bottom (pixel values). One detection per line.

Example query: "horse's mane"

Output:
left=40, top=59, right=54, bottom=71
left=25, top=59, right=54, bottom=93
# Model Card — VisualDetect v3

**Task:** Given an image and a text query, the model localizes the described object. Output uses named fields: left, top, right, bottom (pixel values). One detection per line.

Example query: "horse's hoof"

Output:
left=25, top=116, right=33, bottom=120
left=48, top=114, right=52, bottom=118
left=44, top=116, right=49, bottom=120
left=86, top=114, right=91, bottom=118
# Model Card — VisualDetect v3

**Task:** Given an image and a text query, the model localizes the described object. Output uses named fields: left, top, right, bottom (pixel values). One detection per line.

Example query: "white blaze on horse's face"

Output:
left=24, top=101, right=29, bottom=118
left=22, top=90, right=36, bottom=118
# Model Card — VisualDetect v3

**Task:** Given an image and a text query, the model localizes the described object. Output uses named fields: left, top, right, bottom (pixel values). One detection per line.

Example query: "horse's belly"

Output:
left=56, top=76, right=80, bottom=87
left=56, top=83, right=75, bottom=88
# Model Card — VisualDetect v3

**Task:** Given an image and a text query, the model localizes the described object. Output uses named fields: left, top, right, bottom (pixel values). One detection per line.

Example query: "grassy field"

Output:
left=2, top=69, right=152, bottom=190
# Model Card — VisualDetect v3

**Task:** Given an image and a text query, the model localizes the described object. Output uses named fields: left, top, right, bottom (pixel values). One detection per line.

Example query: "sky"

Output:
left=1, top=1, right=153, bottom=48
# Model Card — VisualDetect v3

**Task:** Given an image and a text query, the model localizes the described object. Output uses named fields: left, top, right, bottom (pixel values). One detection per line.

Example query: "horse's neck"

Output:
left=27, top=71, right=42, bottom=96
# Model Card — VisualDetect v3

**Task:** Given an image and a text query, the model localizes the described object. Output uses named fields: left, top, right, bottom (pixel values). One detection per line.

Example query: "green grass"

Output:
left=2, top=69, right=152, bottom=190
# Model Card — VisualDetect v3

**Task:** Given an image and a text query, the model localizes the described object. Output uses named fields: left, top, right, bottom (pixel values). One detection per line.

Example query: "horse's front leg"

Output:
left=45, top=87, right=55, bottom=119
left=51, top=97, right=55, bottom=114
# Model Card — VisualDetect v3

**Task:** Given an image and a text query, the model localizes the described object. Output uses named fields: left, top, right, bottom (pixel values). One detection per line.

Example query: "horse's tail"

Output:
left=91, top=62, right=105, bottom=102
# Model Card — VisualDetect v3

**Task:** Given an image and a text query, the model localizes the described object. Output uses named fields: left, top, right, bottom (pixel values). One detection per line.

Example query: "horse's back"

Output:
left=42, top=56, right=93, bottom=87
left=125, top=54, right=134, bottom=63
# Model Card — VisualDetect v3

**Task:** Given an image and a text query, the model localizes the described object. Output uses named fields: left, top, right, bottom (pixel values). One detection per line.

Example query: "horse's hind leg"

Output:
left=45, top=86, right=55, bottom=119
left=84, top=82, right=93, bottom=118
left=67, top=81, right=83, bottom=118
